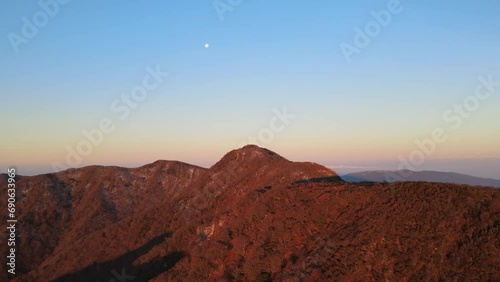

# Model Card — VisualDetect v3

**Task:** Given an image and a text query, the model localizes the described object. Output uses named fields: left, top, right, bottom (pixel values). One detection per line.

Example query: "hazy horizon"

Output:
left=6, top=147, right=500, bottom=181
left=1, top=1, right=499, bottom=179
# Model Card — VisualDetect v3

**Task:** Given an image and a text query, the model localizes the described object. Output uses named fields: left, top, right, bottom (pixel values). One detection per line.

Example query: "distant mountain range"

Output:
left=1, top=146, right=499, bottom=281
left=341, top=170, right=500, bottom=188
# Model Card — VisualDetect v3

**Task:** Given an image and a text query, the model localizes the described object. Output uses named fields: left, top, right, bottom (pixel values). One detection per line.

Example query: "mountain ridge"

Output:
left=1, top=146, right=498, bottom=281
left=342, top=169, right=500, bottom=188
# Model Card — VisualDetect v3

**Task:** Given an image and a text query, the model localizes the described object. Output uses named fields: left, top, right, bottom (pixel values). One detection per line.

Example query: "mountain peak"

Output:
left=213, top=145, right=285, bottom=169
left=236, top=144, right=281, bottom=158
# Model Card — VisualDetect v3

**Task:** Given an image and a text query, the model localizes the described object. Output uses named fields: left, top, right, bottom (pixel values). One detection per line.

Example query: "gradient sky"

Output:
left=1, top=0, right=500, bottom=178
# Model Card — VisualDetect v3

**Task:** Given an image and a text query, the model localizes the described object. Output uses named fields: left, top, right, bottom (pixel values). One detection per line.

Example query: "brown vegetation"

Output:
left=1, top=146, right=498, bottom=281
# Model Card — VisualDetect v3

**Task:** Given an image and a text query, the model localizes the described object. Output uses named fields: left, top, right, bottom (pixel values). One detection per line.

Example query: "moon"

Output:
left=204, top=43, right=210, bottom=48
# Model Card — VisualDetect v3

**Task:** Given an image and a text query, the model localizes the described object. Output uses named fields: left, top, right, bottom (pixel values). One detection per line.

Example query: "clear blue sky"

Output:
left=1, top=0, right=500, bottom=178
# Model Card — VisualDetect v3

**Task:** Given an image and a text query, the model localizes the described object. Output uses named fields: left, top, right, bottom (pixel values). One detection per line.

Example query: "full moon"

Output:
left=204, top=43, right=210, bottom=48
